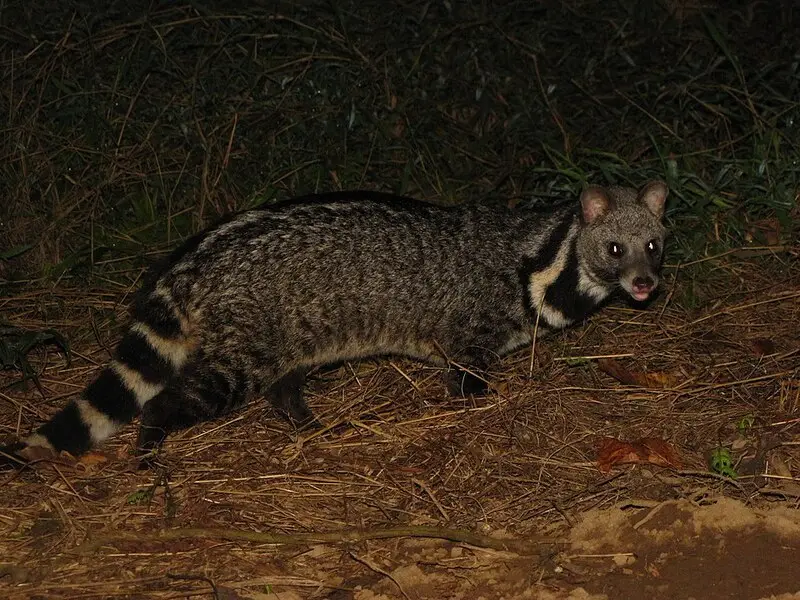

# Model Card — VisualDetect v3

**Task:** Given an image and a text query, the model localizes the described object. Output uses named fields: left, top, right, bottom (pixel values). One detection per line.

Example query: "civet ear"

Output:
left=580, top=186, right=614, bottom=224
left=638, top=180, right=669, bottom=219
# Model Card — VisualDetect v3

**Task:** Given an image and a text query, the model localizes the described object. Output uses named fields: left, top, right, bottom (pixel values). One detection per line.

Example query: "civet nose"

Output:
left=632, top=276, right=654, bottom=292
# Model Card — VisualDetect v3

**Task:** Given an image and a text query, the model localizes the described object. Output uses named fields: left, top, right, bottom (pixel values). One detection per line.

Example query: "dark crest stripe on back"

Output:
left=517, top=209, right=576, bottom=317
left=115, top=330, right=176, bottom=384
left=85, top=369, right=141, bottom=424
left=37, top=401, right=92, bottom=455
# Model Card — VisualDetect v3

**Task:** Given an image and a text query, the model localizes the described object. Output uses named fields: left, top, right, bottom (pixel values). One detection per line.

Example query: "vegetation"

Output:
left=1, top=4, right=799, bottom=597
left=1, top=1, right=797, bottom=286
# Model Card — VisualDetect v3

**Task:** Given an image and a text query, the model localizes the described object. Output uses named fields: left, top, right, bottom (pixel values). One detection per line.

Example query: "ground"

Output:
left=1, top=0, right=799, bottom=597
left=1, top=253, right=798, bottom=599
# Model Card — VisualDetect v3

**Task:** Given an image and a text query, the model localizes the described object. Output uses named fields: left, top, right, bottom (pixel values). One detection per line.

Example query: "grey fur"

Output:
left=4, top=181, right=668, bottom=465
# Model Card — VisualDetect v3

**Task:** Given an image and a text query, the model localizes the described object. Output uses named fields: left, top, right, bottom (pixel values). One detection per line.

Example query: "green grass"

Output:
left=0, top=0, right=797, bottom=285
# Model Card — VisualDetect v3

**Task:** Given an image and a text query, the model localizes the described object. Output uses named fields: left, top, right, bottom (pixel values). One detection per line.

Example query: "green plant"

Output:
left=709, top=447, right=738, bottom=479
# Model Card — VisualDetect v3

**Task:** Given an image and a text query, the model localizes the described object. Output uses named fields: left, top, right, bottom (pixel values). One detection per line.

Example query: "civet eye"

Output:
left=608, top=242, right=624, bottom=257
left=646, top=240, right=659, bottom=254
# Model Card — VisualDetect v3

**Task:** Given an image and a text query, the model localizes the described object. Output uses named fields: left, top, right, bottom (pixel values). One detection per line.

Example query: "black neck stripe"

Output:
left=518, top=210, right=576, bottom=318
left=544, top=243, right=603, bottom=322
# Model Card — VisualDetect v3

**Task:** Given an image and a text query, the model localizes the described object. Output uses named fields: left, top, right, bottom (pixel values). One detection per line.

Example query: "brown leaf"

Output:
left=750, top=338, right=776, bottom=356
left=215, top=587, right=247, bottom=600
left=596, top=437, right=640, bottom=473
left=491, top=380, right=511, bottom=396
left=769, top=454, right=793, bottom=478
left=18, top=444, right=61, bottom=463
left=596, top=436, right=682, bottom=473
left=596, top=359, right=678, bottom=389
left=78, top=451, right=109, bottom=467
left=641, top=371, right=679, bottom=388
left=391, top=116, right=406, bottom=139
left=0, top=564, right=32, bottom=584
left=15, top=445, right=81, bottom=470
left=646, top=564, right=662, bottom=578
left=396, top=466, right=426, bottom=474
left=745, top=217, right=783, bottom=246
left=638, top=437, right=683, bottom=470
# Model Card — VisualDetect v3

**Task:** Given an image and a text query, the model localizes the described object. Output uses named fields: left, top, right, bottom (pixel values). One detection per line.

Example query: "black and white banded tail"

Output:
left=4, top=289, right=193, bottom=461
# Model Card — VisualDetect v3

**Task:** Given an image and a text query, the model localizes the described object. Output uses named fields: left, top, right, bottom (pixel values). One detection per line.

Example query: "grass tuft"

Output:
left=0, top=1, right=797, bottom=284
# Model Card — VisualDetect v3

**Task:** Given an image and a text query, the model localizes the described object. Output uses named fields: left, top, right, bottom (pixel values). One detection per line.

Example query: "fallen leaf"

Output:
left=391, top=116, right=406, bottom=139
left=750, top=338, right=776, bottom=356
left=646, top=564, right=661, bottom=578
left=491, top=380, right=511, bottom=396
left=0, top=564, right=32, bottom=584
left=596, top=359, right=678, bottom=389
left=735, top=453, right=765, bottom=478
left=744, top=217, right=783, bottom=246
left=18, top=444, right=62, bottom=463
left=769, top=454, right=793, bottom=478
left=78, top=451, right=108, bottom=467
left=215, top=586, right=247, bottom=600
left=596, top=436, right=682, bottom=473
left=396, top=466, right=426, bottom=474
left=768, top=455, right=800, bottom=497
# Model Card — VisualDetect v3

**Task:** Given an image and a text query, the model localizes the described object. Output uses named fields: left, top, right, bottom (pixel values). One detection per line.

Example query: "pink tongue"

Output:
left=632, top=290, right=651, bottom=301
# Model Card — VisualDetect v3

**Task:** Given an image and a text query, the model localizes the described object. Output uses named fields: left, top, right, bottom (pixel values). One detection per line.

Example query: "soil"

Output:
left=1, top=255, right=799, bottom=599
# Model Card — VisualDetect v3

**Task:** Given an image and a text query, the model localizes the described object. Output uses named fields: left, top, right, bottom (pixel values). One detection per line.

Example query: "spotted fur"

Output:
left=1, top=182, right=668, bottom=467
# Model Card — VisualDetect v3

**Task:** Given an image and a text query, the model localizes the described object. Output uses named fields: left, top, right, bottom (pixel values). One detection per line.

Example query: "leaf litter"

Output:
left=1, top=246, right=799, bottom=599
left=1, top=0, right=799, bottom=598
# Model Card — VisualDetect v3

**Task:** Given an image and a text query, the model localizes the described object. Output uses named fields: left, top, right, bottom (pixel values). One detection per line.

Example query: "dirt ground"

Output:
left=1, top=252, right=799, bottom=599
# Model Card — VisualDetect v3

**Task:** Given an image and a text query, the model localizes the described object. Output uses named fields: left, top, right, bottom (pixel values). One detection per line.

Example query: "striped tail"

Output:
left=11, top=288, right=194, bottom=460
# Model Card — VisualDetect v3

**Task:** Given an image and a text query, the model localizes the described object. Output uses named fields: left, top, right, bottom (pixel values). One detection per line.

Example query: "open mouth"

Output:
left=631, top=289, right=652, bottom=302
